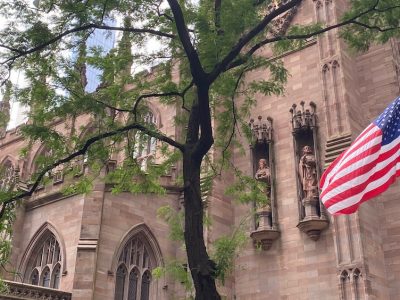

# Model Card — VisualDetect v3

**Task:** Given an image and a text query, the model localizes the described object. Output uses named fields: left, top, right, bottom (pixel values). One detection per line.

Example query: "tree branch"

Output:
left=167, top=0, right=206, bottom=81
left=155, top=0, right=174, bottom=22
left=192, top=86, right=214, bottom=161
left=221, top=69, right=245, bottom=156
left=1, top=24, right=175, bottom=65
left=0, top=121, right=184, bottom=219
left=132, top=92, right=182, bottom=121
left=208, top=0, right=303, bottom=82
left=130, top=81, right=194, bottom=119
left=350, top=21, right=400, bottom=32
left=0, top=44, right=24, bottom=54
left=226, top=0, right=396, bottom=72
left=92, top=82, right=194, bottom=114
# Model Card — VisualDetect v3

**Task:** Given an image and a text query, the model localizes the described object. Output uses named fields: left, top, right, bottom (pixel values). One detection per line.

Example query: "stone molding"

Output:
left=0, top=280, right=71, bottom=300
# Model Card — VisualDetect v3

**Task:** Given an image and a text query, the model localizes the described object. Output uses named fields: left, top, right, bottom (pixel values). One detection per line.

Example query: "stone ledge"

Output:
left=0, top=280, right=72, bottom=300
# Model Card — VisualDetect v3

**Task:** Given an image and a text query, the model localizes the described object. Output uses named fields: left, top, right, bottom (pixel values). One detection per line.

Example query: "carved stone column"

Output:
left=290, top=101, right=329, bottom=241
left=248, top=116, right=279, bottom=250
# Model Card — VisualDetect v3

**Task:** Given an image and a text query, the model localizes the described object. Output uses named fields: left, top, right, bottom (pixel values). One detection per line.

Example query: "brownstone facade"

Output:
left=1, top=1, right=400, bottom=299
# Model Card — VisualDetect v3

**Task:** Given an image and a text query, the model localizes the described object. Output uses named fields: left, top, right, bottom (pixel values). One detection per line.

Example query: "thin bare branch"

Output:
left=132, top=91, right=182, bottom=121
left=89, top=81, right=194, bottom=114
left=218, top=68, right=246, bottom=176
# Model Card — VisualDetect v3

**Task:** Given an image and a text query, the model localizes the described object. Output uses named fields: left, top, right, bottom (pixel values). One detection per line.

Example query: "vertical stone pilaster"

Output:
left=390, top=38, right=400, bottom=94
left=312, top=1, right=373, bottom=298
left=72, top=175, right=106, bottom=300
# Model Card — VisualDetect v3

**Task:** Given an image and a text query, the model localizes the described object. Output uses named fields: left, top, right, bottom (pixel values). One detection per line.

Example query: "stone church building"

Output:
left=1, top=0, right=400, bottom=299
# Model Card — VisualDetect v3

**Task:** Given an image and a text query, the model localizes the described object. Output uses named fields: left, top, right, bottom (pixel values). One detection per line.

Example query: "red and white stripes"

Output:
left=320, top=124, right=400, bottom=215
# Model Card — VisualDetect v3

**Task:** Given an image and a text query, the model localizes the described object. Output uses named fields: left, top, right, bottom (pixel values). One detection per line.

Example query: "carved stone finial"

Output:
left=290, top=101, right=317, bottom=133
left=249, top=116, right=273, bottom=144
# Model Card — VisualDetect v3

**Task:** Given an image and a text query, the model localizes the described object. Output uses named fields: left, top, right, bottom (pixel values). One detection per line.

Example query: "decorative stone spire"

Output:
left=289, top=101, right=317, bottom=134
left=0, top=81, right=11, bottom=136
left=266, top=0, right=299, bottom=37
left=76, top=42, right=87, bottom=90
left=116, top=17, right=133, bottom=77
left=249, top=116, right=273, bottom=144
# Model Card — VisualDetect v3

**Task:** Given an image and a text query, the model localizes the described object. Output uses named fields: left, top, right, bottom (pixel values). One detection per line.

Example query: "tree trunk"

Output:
left=183, top=153, right=221, bottom=300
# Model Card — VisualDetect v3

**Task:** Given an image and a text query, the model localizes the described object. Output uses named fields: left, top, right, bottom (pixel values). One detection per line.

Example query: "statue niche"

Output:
left=249, top=116, right=279, bottom=250
left=290, top=101, right=328, bottom=241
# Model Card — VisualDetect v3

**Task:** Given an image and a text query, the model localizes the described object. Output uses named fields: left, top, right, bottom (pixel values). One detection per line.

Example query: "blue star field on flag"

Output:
left=374, top=97, right=400, bottom=145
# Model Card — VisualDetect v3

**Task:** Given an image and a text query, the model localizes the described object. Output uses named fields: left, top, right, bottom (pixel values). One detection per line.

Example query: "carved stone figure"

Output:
left=255, top=158, right=271, bottom=184
left=255, top=158, right=272, bottom=201
left=298, top=145, right=318, bottom=199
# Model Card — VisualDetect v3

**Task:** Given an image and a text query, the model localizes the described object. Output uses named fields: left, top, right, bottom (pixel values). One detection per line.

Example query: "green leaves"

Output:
left=225, top=168, right=269, bottom=206
left=340, top=0, right=400, bottom=52
left=211, top=226, right=247, bottom=284
left=152, top=260, right=194, bottom=294
left=157, top=205, right=184, bottom=242
left=0, top=202, right=16, bottom=291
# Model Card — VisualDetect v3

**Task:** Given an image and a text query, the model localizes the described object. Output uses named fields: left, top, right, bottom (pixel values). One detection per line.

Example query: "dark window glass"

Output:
left=140, top=271, right=151, bottom=300
left=52, top=264, right=61, bottom=289
left=42, top=268, right=50, bottom=287
left=31, top=269, right=39, bottom=285
left=127, top=269, right=139, bottom=300
left=114, top=265, right=127, bottom=300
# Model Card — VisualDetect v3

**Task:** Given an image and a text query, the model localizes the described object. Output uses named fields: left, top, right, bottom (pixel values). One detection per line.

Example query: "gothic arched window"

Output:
left=52, top=263, right=61, bottom=289
left=32, top=147, right=53, bottom=189
left=0, top=160, right=15, bottom=191
left=115, top=265, right=127, bottom=300
left=140, top=271, right=151, bottom=300
left=41, top=267, right=51, bottom=287
left=127, top=268, right=139, bottom=300
left=132, top=111, right=157, bottom=170
left=114, top=232, right=158, bottom=300
left=30, top=269, right=39, bottom=285
left=24, top=232, right=63, bottom=289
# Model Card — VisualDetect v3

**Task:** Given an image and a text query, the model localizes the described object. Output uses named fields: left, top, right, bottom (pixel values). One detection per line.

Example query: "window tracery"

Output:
left=24, top=232, right=63, bottom=289
left=32, top=147, right=54, bottom=189
left=132, top=111, right=158, bottom=171
left=0, top=160, right=15, bottom=191
left=114, top=233, right=156, bottom=300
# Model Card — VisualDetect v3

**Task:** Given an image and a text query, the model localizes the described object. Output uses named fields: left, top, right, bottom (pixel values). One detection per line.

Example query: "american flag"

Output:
left=320, top=97, right=400, bottom=215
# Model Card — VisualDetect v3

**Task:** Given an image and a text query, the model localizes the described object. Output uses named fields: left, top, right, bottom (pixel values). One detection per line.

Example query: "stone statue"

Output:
left=255, top=158, right=271, bottom=184
left=255, top=158, right=272, bottom=203
left=298, top=145, right=318, bottom=199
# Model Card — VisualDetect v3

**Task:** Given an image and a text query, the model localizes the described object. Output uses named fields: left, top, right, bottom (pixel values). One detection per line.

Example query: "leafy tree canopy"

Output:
left=0, top=0, right=398, bottom=298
